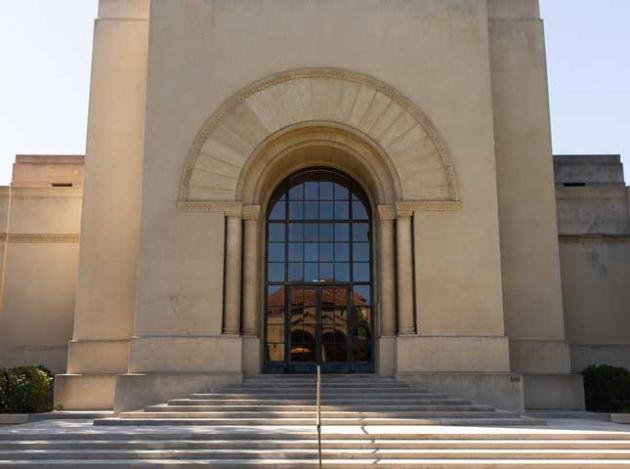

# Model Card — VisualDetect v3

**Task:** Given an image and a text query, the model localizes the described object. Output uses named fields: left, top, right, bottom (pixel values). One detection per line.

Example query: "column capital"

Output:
left=377, top=205, right=397, bottom=221
left=395, top=201, right=415, bottom=218
left=224, top=204, right=244, bottom=218
left=242, top=205, right=261, bottom=221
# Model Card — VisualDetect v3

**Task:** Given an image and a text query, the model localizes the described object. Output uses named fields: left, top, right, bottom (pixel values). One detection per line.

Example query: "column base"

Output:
left=377, top=335, right=396, bottom=376
left=128, top=335, right=242, bottom=373
left=67, top=339, right=129, bottom=374
left=242, top=336, right=261, bottom=375
left=54, top=373, right=117, bottom=410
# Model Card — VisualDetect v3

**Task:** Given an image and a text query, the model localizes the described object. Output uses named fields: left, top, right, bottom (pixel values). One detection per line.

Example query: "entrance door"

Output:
left=264, top=168, right=373, bottom=373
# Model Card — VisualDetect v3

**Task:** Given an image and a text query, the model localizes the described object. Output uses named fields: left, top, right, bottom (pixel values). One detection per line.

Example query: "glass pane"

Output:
left=290, top=287, right=316, bottom=363
left=303, top=288, right=316, bottom=307
left=352, top=242, right=369, bottom=262
left=289, top=201, right=303, bottom=219
left=291, top=288, right=304, bottom=306
left=289, top=183, right=304, bottom=200
left=352, top=339, right=370, bottom=362
left=268, top=243, right=285, bottom=262
left=353, top=262, right=370, bottom=282
left=319, top=201, right=333, bottom=220
left=304, top=263, right=318, bottom=282
left=320, top=243, right=334, bottom=262
left=269, top=201, right=285, bottom=220
left=267, top=286, right=285, bottom=310
left=335, top=223, right=349, bottom=241
left=304, top=202, right=318, bottom=219
left=289, top=223, right=303, bottom=241
left=335, top=243, right=349, bottom=261
left=268, top=263, right=284, bottom=282
left=335, top=263, right=350, bottom=281
left=288, top=263, right=303, bottom=281
left=353, top=223, right=370, bottom=241
left=352, top=201, right=368, bottom=220
left=288, top=243, right=303, bottom=261
left=305, top=181, right=318, bottom=199
left=304, top=223, right=318, bottom=242
left=319, top=223, right=334, bottom=241
left=334, top=183, right=349, bottom=200
left=335, top=201, right=349, bottom=220
left=305, top=243, right=318, bottom=262
left=321, top=287, right=348, bottom=363
left=320, top=181, right=333, bottom=200
left=267, top=343, right=285, bottom=361
left=319, top=263, right=334, bottom=281
left=268, top=224, right=285, bottom=242
left=353, top=285, right=371, bottom=306
left=267, top=324, right=284, bottom=342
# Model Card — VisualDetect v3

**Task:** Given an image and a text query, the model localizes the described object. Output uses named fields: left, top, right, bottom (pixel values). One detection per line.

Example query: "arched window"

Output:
left=264, top=168, right=373, bottom=373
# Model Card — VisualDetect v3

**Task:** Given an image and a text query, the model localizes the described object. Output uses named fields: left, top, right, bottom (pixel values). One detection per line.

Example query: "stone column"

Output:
left=396, top=203, right=415, bottom=335
left=242, top=205, right=261, bottom=336
left=223, top=209, right=243, bottom=335
left=378, top=205, right=397, bottom=336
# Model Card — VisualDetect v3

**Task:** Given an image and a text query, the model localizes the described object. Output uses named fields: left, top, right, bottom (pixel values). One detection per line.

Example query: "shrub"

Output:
left=582, top=364, right=630, bottom=413
left=0, top=366, right=54, bottom=414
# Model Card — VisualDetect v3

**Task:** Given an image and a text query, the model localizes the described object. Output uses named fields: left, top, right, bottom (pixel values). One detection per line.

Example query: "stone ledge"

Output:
left=114, top=372, right=242, bottom=413
left=523, top=373, right=585, bottom=411
left=0, top=414, right=28, bottom=425
left=397, top=371, right=525, bottom=413
left=612, top=414, right=630, bottom=424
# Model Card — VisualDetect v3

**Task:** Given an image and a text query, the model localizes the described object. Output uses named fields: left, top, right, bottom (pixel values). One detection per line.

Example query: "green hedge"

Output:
left=582, top=364, right=630, bottom=413
left=0, top=366, right=53, bottom=414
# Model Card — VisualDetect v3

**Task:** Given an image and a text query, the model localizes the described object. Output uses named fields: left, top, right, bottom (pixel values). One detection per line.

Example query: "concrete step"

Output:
left=147, top=404, right=492, bottom=412
left=3, top=439, right=630, bottom=451
left=187, top=391, right=451, bottom=399
left=119, top=410, right=522, bottom=419
left=1, top=459, right=628, bottom=468
left=7, top=431, right=630, bottom=442
left=95, top=417, right=544, bottom=426
left=167, top=398, right=472, bottom=406
left=4, top=448, right=630, bottom=460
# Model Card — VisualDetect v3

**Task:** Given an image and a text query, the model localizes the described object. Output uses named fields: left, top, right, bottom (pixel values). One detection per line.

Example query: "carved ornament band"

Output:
left=0, top=233, right=80, bottom=244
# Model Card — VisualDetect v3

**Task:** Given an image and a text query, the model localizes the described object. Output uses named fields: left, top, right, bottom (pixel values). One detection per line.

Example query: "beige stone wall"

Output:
left=55, top=0, right=150, bottom=410
left=555, top=155, right=630, bottom=372
left=488, top=0, right=571, bottom=375
left=127, top=0, right=512, bottom=381
left=0, top=156, right=83, bottom=373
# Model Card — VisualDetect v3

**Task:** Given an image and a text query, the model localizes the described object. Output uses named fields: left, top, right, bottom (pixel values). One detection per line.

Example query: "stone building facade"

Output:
left=0, top=0, right=628, bottom=412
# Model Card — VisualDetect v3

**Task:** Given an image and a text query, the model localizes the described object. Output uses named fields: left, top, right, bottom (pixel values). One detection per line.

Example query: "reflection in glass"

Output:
left=268, top=243, right=285, bottom=262
left=268, top=224, right=285, bottom=242
left=353, top=223, right=370, bottom=241
left=353, top=243, right=369, bottom=262
left=269, top=201, right=285, bottom=220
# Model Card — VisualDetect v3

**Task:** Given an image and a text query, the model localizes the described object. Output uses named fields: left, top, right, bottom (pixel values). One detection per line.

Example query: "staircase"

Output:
left=2, top=375, right=630, bottom=467
left=97, top=374, right=542, bottom=427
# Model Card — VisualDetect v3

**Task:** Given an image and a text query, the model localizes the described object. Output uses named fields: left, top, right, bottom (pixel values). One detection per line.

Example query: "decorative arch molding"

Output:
left=179, top=67, right=459, bottom=206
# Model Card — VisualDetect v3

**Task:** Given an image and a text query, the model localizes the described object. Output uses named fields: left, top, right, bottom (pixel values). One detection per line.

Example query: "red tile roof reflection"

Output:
left=267, top=287, right=368, bottom=308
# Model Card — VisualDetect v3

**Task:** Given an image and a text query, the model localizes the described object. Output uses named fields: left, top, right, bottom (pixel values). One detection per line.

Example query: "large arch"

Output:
left=179, top=67, right=458, bottom=205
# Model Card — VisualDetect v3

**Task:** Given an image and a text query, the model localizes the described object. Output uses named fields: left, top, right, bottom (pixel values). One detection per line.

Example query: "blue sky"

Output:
left=0, top=0, right=628, bottom=185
